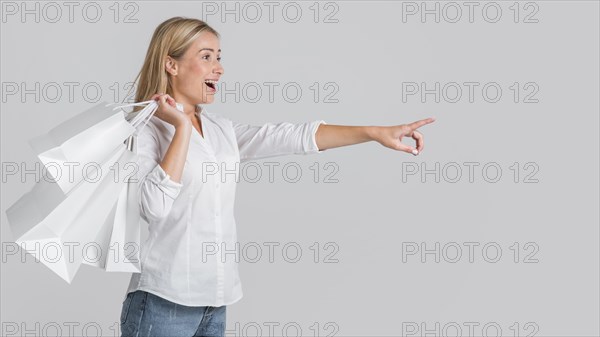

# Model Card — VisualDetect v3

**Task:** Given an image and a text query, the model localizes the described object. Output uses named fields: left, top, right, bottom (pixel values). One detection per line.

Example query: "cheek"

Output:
left=178, top=62, right=209, bottom=88
left=188, top=62, right=209, bottom=75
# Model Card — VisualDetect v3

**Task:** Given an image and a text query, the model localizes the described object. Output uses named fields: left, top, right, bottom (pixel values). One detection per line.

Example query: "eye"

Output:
left=202, top=54, right=222, bottom=62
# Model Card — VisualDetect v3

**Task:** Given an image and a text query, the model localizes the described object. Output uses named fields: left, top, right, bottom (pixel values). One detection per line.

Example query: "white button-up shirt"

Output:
left=125, top=102, right=326, bottom=306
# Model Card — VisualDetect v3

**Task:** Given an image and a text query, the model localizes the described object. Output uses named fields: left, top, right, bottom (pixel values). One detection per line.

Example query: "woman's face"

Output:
left=168, top=31, right=224, bottom=105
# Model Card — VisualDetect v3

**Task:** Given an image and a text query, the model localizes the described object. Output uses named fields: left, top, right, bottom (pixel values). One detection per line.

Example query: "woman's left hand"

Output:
left=373, top=117, right=436, bottom=155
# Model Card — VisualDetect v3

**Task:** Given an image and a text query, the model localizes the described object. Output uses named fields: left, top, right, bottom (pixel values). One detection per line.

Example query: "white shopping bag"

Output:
left=28, top=101, right=157, bottom=194
left=6, top=143, right=136, bottom=283
left=86, top=136, right=142, bottom=273
left=84, top=100, right=160, bottom=273
left=6, top=100, right=158, bottom=282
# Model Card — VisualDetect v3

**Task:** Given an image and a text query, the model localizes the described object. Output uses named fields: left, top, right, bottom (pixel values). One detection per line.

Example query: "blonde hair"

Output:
left=127, top=17, right=220, bottom=112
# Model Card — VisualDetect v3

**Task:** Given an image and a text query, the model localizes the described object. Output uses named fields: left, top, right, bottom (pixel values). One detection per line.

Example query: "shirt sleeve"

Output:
left=231, top=119, right=327, bottom=162
left=134, top=122, right=183, bottom=223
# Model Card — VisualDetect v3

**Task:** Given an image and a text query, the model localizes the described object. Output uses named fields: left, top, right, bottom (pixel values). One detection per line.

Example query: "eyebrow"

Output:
left=199, top=48, right=221, bottom=53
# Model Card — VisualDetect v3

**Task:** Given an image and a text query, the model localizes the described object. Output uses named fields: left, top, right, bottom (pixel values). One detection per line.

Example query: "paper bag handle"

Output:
left=111, top=100, right=159, bottom=136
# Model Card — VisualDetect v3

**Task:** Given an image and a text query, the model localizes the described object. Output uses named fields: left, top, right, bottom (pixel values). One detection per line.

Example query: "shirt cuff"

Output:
left=306, top=120, right=327, bottom=154
left=146, top=164, right=183, bottom=199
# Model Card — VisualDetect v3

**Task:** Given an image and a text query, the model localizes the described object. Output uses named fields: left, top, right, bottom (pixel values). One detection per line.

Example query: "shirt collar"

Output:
left=175, top=102, right=205, bottom=116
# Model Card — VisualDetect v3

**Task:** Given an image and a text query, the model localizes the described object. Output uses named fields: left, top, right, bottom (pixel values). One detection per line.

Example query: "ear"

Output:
left=165, top=56, right=178, bottom=76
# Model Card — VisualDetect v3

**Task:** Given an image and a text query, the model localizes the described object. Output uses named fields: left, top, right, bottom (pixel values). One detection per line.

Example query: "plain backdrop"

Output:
left=1, top=1, right=598, bottom=336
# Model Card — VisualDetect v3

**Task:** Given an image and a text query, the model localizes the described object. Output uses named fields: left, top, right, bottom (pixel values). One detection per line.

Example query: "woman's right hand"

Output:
left=150, top=93, right=190, bottom=128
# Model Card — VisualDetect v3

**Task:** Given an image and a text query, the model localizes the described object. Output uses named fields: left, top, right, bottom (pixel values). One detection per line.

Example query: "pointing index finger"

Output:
left=408, top=117, right=436, bottom=130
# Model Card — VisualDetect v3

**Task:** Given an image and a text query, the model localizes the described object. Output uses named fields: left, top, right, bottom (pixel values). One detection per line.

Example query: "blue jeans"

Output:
left=120, top=290, right=226, bottom=337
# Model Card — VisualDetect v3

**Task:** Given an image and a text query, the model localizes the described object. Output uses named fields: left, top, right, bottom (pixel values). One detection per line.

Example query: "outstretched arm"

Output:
left=315, top=117, right=436, bottom=155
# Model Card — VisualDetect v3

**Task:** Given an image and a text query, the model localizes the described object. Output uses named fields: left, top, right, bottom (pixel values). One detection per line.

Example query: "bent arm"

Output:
left=136, top=121, right=191, bottom=223
left=159, top=122, right=192, bottom=183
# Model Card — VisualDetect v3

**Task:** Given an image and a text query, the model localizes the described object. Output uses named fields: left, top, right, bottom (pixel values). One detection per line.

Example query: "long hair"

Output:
left=127, top=17, right=220, bottom=113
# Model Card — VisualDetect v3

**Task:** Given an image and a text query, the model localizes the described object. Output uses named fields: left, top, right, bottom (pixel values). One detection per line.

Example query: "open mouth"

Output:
left=204, top=80, right=217, bottom=92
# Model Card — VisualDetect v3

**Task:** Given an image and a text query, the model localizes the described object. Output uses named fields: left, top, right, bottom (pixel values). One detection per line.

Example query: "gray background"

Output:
left=1, top=1, right=598, bottom=336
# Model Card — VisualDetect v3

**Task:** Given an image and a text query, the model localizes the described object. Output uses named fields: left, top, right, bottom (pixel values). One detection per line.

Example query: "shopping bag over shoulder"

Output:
left=5, top=144, right=137, bottom=283
left=107, top=134, right=142, bottom=273
left=90, top=101, right=158, bottom=273
left=28, top=101, right=157, bottom=194
left=5, top=100, right=158, bottom=282
left=83, top=100, right=160, bottom=273
left=85, top=135, right=142, bottom=273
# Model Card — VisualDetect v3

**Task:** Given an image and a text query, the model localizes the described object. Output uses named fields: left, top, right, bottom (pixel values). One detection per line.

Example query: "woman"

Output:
left=120, top=16, right=435, bottom=337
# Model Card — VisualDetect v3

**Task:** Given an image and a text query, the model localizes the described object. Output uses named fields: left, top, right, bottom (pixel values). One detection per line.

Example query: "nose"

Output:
left=214, top=61, right=224, bottom=76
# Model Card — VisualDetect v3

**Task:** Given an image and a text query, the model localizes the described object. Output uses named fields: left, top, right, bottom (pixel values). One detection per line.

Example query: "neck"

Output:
left=176, top=102, right=197, bottom=115
left=170, top=93, right=199, bottom=114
